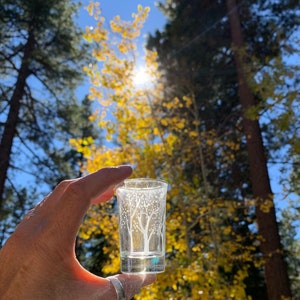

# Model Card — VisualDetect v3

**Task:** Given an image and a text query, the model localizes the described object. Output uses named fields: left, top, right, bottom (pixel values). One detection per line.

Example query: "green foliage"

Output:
left=147, top=0, right=299, bottom=298
left=0, top=0, right=99, bottom=243
left=0, top=186, right=38, bottom=245
left=72, top=2, right=258, bottom=298
left=73, top=0, right=299, bottom=298
left=279, top=201, right=300, bottom=299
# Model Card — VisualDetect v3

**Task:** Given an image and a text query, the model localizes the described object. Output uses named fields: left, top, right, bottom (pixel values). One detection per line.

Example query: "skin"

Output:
left=0, top=166, right=156, bottom=300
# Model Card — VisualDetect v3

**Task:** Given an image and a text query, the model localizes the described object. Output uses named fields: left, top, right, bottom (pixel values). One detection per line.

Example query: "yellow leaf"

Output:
left=161, top=119, right=168, bottom=126
left=206, top=139, right=213, bottom=146
left=86, top=2, right=94, bottom=16
left=118, top=43, right=127, bottom=54
left=153, top=127, right=160, bottom=136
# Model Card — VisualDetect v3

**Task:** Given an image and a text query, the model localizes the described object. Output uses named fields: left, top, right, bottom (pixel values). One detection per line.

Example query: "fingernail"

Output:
left=117, top=165, right=133, bottom=170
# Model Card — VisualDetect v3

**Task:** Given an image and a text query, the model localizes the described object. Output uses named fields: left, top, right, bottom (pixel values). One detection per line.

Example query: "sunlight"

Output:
left=132, top=67, right=151, bottom=86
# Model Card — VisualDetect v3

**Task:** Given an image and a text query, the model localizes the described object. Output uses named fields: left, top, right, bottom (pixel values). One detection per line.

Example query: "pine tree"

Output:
left=69, top=1, right=299, bottom=298
left=72, top=3, right=261, bottom=298
left=226, top=1, right=292, bottom=297
left=0, top=0, right=90, bottom=208
left=146, top=0, right=299, bottom=298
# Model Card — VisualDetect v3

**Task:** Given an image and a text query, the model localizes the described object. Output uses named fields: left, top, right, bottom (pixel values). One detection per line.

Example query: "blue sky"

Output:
left=75, top=0, right=166, bottom=98
left=78, top=0, right=166, bottom=33
left=74, top=1, right=299, bottom=217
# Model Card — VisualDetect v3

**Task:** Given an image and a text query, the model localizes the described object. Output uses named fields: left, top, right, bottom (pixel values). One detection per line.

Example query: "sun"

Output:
left=132, top=67, right=151, bottom=86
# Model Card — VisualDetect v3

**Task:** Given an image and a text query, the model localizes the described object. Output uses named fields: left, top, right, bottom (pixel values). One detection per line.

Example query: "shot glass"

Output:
left=116, top=178, right=168, bottom=274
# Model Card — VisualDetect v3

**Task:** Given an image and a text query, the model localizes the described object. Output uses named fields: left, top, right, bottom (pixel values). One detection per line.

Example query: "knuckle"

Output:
left=54, top=179, right=73, bottom=192
left=64, top=180, right=84, bottom=199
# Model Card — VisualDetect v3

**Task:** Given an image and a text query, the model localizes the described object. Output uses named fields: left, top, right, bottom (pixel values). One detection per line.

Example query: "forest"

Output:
left=0, top=0, right=299, bottom=299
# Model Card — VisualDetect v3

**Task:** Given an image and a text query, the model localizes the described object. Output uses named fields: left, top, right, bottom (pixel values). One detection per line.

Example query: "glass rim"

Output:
left=117, top=178, right=168, bottom=190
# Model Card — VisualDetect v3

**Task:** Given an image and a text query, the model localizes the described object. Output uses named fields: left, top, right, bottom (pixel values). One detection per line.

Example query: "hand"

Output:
left=0, top=166, right=156, bottom=299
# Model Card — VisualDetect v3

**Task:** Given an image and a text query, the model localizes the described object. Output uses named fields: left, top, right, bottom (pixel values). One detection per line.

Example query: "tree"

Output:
left=279, top=201, right=300, bottom=299
left=0, top=93, right=101, bottom=246
left=40, top=96, right=102, bottom=188
left=146, top=0, right=264, bottom=298
left=147, top=0, right=252, bottom=203
left=73, top=3, right=264, bottom=298
left=146, top=0, right=299, bottom=298
left=0, top=187, right=38, bottom=245
left=0, top=0, right=89, bottom=208
left=226, top=1, right=292, bottom=298
left=70, top=0, right=299, bottom=298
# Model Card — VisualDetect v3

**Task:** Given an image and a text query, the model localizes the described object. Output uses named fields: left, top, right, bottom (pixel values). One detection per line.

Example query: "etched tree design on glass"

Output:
left=118, top=183, right=166, bottom=255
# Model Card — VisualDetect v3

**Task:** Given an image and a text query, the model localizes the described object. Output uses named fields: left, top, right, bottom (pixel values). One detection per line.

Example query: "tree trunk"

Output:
left=226, top=0, right=292, bottom=299
left=0, top=31, right=34, bottom=209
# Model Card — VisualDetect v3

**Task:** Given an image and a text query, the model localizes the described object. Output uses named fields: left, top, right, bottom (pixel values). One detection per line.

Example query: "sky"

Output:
left=74, top=1, right=299, bottom=215
left=74, top=0, right=166, bottom=98
left=5, top=1, right=167, bottom=201
left=1, top=1, right=298, bottom=242
left=78, top=0, right=166, bottom=33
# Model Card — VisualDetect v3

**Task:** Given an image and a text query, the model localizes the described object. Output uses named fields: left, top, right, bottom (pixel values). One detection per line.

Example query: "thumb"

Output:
left=107, top=274, right=156, bottom=300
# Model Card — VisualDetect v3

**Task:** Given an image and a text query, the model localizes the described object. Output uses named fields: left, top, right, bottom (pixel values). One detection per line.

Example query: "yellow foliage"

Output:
left=72, top=2, right=263, bottom=299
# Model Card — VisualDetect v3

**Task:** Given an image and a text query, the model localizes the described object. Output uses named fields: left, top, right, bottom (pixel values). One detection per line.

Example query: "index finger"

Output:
left=91, top=188, right=115, bottom=204
left=53, top=166, right=132, bottom=247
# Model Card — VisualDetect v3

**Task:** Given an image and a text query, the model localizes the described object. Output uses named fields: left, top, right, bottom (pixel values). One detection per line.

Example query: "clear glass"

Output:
left=116, top=178, right=168, bottom=274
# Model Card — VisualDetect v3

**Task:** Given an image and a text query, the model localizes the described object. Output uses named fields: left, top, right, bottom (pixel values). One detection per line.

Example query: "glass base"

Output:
left=121, top=254, right=165, bottom=274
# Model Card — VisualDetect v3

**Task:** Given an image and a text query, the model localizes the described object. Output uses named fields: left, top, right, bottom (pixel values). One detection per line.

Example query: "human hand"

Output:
left=0, top=166, right=156, bottom=299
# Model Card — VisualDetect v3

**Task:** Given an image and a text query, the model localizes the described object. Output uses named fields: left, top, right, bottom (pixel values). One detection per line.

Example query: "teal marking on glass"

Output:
left=151, top=257, right=159, bottom=264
